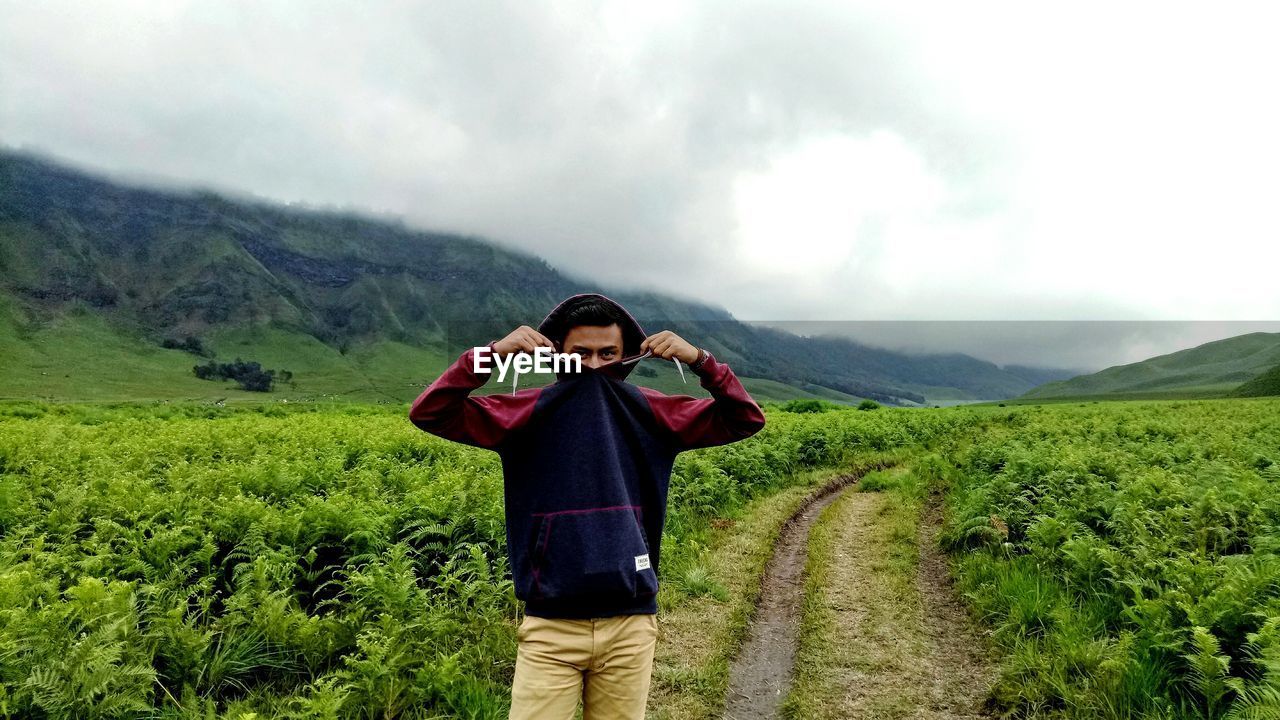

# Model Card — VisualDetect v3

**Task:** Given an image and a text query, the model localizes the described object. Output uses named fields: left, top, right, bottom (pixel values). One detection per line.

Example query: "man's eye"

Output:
left=602, top=351, right=616, bottom=359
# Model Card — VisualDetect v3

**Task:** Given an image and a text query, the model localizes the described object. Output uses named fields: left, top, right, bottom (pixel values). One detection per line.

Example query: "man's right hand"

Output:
left=492, top=325, right=555, bottom=358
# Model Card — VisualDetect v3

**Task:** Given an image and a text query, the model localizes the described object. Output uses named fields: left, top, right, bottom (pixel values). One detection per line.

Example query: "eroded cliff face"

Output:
left=1, top=150, right=576, bottom=350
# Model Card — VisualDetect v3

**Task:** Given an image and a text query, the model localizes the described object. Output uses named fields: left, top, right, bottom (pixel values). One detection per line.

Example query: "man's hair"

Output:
left=539, top=294, right=646, bottom=359
left=558, top=297, right=628, bottom=340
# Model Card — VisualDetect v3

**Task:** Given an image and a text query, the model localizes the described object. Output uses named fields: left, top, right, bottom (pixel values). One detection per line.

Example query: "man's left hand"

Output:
left=641, top=330, right=700, bottom=365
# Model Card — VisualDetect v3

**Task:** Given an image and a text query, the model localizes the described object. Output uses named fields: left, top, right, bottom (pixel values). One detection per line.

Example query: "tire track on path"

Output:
left=723, top=464, right=996, bottom=720
left=722, top=464, right=890, bottom=720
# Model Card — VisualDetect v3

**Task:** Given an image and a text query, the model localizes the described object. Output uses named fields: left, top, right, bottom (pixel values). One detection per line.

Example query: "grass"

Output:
left=988, top=386, right=1241, bottom=405
left=0, top=296, right=862, bottom=406
left=736, top=377, right=864, bottom=405
left=940, top=398, right=1280, bottom=718
left=0, top=302, right=259, bottom=402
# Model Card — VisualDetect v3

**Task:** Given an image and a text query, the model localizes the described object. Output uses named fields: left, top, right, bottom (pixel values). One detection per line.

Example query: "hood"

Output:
left=537, top=293, right=647, bottom=381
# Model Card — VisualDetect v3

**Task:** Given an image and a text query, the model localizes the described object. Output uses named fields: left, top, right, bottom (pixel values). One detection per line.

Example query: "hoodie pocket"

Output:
left=530, top=505, right=658, bottom=602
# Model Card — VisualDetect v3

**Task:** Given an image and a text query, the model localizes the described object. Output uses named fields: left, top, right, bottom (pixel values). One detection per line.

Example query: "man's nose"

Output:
left=583, top=355, right=606, bottom=369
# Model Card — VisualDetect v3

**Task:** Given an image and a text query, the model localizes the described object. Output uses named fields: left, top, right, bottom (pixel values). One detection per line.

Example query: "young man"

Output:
left=408, top=293, right=766, bottom=720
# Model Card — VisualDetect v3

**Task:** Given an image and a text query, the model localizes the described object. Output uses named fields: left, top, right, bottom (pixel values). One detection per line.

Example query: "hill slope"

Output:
left=1231, top=362, right=1280, bottom=397
left=0, top=148, right=1074, bottom=405
left=1020, top=332, right=1280, bottom=400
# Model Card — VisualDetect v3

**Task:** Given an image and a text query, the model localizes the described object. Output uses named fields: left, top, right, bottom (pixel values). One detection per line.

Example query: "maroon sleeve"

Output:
left=408, top=343, right=541, bottom=449
left=637, top=351, right=766, bottom=450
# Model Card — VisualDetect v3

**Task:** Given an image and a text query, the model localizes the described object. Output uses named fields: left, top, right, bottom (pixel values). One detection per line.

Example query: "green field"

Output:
left=0, top=295, right=870, bottom=408
left=941, top=399, right=1280, bottom=718
left=1, top=397, right=1277, bottom=718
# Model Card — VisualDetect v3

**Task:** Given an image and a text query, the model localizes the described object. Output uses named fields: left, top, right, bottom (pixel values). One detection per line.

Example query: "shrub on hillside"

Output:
left=778, top=398, right=834, bottom=413
left=193, top=357, right=292, bottom=392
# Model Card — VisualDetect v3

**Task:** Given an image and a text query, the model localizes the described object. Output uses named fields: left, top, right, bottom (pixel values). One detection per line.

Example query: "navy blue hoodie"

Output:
left=408, top=294, right=766, bottom=619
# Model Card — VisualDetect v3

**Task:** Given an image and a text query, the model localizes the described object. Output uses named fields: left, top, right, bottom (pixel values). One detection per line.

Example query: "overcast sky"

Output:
left=3, top=1, right=1278, bottom=369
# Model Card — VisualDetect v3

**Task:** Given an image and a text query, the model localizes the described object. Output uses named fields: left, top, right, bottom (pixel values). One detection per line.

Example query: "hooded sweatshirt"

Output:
left=408, top=293, right=766, bottom=618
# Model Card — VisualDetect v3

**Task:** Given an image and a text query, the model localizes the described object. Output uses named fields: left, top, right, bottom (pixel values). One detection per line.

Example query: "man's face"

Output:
left=561, top=323, right=624, bottom=369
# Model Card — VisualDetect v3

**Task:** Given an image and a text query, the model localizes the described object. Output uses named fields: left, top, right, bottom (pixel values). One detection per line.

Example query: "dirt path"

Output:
left=723, top=467, right=995, bottom=720
left=722, top=470, right=868, bottom=720
left=910, top=497, right=998, bottom=718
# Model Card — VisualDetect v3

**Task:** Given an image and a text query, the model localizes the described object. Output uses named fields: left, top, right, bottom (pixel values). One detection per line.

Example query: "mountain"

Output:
left=1231, top=362, right=1280, bottom=398
left=1019, top=332, right=1280, bottom=400
left=0, top=148, right=1075, bottom=405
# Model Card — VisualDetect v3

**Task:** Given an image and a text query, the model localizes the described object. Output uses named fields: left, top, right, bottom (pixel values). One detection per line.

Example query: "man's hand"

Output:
left=492, top=325, right=555, bottom=358
left=640, top=330, right=700, bottom=365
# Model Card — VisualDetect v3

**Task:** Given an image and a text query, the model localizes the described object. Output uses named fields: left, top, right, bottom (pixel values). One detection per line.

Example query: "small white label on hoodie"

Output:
left=635, top=553, right=651, bottom=571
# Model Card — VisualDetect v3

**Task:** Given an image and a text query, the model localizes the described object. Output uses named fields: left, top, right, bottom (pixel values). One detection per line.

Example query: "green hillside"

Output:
left=1231, top=361, right=1280, bottom=397
left=1020, top=331, right=1280, bottom=400
left=0, top=148, right=1076, bottom=405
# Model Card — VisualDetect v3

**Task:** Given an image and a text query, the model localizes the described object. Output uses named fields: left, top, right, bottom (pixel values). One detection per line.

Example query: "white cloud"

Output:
left=733, top=131, right=946, bottom=275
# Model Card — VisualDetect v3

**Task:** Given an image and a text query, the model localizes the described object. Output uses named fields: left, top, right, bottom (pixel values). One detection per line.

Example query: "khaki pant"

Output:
left=508, top=612, right=659, bottom=720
